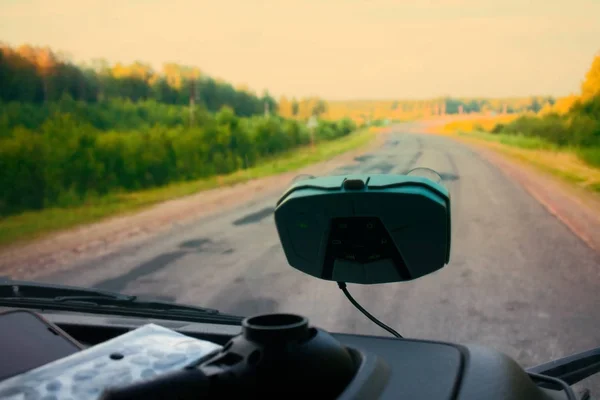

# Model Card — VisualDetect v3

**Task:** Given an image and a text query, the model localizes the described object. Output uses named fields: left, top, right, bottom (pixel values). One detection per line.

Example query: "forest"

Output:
left=1, top=43, right=551, bottom=126
left=0, top=44, right=354, bottom=217
left=0, top=44, right=277, bottom=115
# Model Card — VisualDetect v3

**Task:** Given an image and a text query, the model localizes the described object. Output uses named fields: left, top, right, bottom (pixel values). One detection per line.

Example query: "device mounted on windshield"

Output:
left=274, top=174, right=451, bottom=285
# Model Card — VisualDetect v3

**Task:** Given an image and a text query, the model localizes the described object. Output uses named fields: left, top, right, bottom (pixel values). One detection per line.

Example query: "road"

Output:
left=43, top=126, right=600, bottom=388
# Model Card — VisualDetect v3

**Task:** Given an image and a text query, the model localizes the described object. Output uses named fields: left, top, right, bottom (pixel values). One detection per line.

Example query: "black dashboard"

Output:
left=29, top=310, right=566, bottom=400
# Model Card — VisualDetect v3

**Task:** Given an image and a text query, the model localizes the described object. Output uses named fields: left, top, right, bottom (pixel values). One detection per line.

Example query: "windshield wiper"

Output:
left=0, top=279, right=243, bottom=325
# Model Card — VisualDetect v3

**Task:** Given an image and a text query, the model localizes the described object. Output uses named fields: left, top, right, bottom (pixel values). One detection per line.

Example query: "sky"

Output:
left=1, top=0, right=599, bottom=100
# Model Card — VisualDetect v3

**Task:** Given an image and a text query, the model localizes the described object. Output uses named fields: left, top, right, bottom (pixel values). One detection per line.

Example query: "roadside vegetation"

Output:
left=0, top=43, right=383, bottom=246
left=0, top=44, right=359, bottom=218
left=0, top=103, right=358, bottom=217
left=442, top=54, right=600, bottom=192
left=0, top=128, right=376, bottom=246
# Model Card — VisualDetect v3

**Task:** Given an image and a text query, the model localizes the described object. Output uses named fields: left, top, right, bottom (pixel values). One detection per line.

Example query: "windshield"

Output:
left=1, top=0, right=600, bottom=391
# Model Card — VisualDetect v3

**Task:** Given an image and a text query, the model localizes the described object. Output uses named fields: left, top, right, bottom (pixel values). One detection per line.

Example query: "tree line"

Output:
left=278, top=96, right=556, bottom=123
left=1, top=42, right=558, bottom=126
left=0, top=43, right=276, bottom=117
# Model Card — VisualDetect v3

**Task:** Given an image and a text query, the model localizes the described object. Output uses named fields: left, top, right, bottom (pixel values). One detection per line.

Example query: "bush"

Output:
left=0, top=105, right=355, bottom=216
left=491, top=123, right=504, bottom=133
left=578, top=147, right=600, bottom=168
left=567, top=114, right=600, bottom=147
left=492, top=95, right=600, bottom=150
left=577, top=147, right=600, bottom=168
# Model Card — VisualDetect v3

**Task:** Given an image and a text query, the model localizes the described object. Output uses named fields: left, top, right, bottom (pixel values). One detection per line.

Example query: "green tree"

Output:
left=312, top=99, right=328, bottom=117
left=529, top=97, right=542, bottom=113
left=581, top=54, right=600, bottom=101
left=291, top=99, right=299, bottom=117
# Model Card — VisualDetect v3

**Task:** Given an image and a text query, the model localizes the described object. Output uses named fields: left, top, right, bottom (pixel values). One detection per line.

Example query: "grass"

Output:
left=459, top=131, right=559, bottom=150
left=439, top=116, right=600, bottom=192
left=454, top=131, right=600, bottom=191
left=0, top=128, right=377, bottom=247
left=578, top=147, right=600, bottom=169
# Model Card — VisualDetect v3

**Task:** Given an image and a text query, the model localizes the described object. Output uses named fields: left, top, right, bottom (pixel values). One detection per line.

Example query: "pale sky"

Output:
left=1, top=0, right=599, bottom=99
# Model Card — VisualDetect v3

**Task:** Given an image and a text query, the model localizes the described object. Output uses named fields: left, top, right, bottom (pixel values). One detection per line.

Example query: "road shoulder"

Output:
left=455, top=137, right=600, bottom=253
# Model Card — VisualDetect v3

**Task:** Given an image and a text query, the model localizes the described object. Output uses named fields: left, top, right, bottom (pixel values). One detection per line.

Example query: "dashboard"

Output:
left=26, top=310, right=565, bottom=400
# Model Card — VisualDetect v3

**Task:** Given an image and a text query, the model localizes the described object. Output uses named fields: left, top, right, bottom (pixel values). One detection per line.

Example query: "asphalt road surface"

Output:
left=45, top=128, right=600, bottom=389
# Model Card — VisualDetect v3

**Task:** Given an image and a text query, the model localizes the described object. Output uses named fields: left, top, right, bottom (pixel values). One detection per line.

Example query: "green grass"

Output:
left=458, top=131, right=559, bottom=150
left=0, top=129, right=376, bottom=247
left=577, top=147, right=600, bottom=168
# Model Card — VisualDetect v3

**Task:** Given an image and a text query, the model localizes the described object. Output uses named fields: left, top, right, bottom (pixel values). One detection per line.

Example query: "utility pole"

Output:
left=307, top=115, right=318, bottom=150
left=189, top=78, right=195, bottom=126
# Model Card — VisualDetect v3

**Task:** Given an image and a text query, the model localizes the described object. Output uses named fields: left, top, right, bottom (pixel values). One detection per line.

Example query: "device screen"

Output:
left=0, top=310, right=82, bottom=380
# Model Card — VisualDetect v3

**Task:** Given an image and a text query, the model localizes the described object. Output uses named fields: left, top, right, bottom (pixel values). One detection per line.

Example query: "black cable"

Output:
left=337, top=282, right=402, bottom=339
left=528, top=372, right=577, bottom=400
left=337, top=282, right=579, bottom=398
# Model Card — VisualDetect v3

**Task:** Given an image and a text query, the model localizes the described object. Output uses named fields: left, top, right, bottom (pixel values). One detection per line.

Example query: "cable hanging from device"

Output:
left=337, top=282, right=402, bottom=339
left=527, top=372, right=578, bottom=400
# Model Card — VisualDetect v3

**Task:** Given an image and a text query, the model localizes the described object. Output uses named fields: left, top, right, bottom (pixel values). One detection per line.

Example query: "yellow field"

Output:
left=441, top=114, right=522, bottom=133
